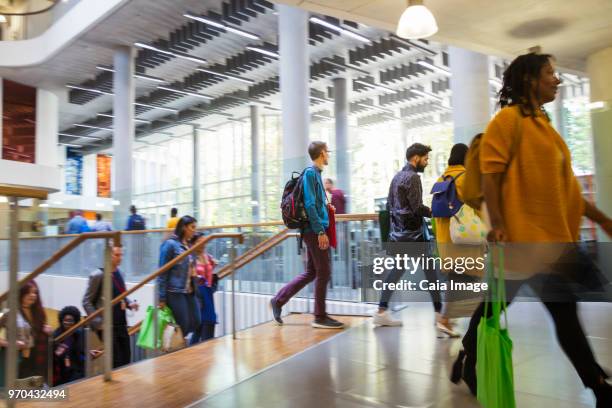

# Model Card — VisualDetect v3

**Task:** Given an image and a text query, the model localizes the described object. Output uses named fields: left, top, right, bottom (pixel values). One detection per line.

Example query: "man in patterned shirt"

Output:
left=373, top=143, right=433, bottom=327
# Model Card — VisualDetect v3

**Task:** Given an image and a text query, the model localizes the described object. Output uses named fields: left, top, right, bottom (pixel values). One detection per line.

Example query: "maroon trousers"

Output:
left=273, top=232, right=331, bottom=317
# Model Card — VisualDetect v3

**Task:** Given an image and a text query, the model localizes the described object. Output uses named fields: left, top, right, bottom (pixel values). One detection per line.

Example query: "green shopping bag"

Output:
left=136, top=306, right=176, bottom=349
left=379, top=209, right=390, bottom=243
left=477, top=247, right=516, bottom=408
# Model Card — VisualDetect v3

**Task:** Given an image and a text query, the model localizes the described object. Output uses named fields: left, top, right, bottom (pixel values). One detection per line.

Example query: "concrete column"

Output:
left=333, top=77, right=350, bottom=212
left=278, top=5, right=310, bottom=178
left=587, top=47, right=612, bottom=242
left=250, top=105, right=261, bottom=223
left=35, top=88, right=59, bottom=167
left=82, top=154, right=97, bottom=198
left=552, top=86, right=567, bottom=139
left=193, top=126, right=201, bottom=220
left=112, top=46, right=135, bottom=229
left=449, top=46, right=491, bottom=144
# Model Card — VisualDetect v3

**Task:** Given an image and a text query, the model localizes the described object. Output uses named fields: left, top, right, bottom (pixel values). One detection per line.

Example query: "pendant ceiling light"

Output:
left=396, top=0, right=438, bottom=39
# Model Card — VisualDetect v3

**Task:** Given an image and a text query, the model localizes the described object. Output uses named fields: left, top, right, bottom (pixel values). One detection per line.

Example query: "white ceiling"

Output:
left=273, top=0, right=612, bottom=72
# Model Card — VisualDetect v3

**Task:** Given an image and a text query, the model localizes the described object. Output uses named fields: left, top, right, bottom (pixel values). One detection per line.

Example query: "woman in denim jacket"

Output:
left=157, top=215, right=201, bottom=345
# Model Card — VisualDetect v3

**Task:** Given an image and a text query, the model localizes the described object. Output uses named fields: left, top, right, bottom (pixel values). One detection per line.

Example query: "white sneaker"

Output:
left=372, top=310, right=403, bottom=327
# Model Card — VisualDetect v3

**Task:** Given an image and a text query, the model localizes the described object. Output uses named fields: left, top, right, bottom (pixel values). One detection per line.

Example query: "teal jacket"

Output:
left=302, top=166, right=329, bottom=234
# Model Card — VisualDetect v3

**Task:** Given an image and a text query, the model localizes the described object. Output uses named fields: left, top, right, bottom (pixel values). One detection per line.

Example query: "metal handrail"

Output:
left=11, top=213, right=378, bottom=240
left=0, top=231, right=121, bottom=304
left=217, top=230, right=300, bottom=279
left=54, top=232, right=244, bottom=343
left=217, top=231, right=299, bottom=279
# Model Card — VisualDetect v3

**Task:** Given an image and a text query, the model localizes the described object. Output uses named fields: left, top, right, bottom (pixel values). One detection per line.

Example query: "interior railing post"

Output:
left=359, top=221, right=366, bottom=303
left=102, top=237, right=113, bottom=381
left=229, top=240, right=237, bottom=340
left=84, top=327, right=92, bottom=377
left=6, top=196, right=19, bottom=408
left=47, top=336, right=54, bottom=387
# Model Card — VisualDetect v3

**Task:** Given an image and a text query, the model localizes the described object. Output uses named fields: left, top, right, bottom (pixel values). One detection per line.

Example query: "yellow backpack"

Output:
left=462, top=133, right=485, bottom=211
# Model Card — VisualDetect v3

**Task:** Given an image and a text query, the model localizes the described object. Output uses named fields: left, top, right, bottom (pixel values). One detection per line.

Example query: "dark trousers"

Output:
left=112, top=326, right=131, bottom=369
left=462, top=274, right=602, bottom=388
left=167, top=291, right=201, bottom=345
left=379, top=240, right=442, bottom=312
left=200, top=323, right=216, bottom=342
left=273, top=232, right=331, bottom=318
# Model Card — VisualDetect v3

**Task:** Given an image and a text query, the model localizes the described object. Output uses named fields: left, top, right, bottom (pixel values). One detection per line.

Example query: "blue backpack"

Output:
left=430, top=173, right=464, bottom=218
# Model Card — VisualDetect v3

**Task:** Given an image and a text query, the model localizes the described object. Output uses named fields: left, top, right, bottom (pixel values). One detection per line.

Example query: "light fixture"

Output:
left=417, top=60, right=450, bottom=75
left=588, top=101, right=607, bottom=110
left=410, top=88, right=443, bottom=101
left=396, top=0, right=438, bottom=39
left=39, top=203, right=49, bottom=207
left=134, top=102, right=179, bottom=113
left=112, top=200, right=121, bottom=206
left=97, top=113, right=152, bottom=124
left=310, top=95, right=333, bottom=103
left=73, top=123, right=113, bottom=131
left=354, top=79, right=396, bottom=93
left=391, top=35, right=436, bottom=56
left=183, top=13, right=260, bottom=41
left=157, top=86, right=214, bottom=100
left=96, top=66, right=167, bottom=84
left=66, top=84, right=114, bottom=95
left=0, top=196, right=8, bottom=203
left=196, top=68, right=254, bottom=84
left=309, top=17, right=372, bottom=44
left=59, top=132, right=103, bottom=140
left=58, top=143, right=82, bottom=148
left=246, top=45, right=279, bottom=58
left=134, top=42, right=207, bottom=65
left=355, top=102, right=394, bottom=114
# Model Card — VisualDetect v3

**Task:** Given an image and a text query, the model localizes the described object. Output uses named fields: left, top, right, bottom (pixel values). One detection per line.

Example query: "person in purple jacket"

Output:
left=324, top=178, right=347, bottom=214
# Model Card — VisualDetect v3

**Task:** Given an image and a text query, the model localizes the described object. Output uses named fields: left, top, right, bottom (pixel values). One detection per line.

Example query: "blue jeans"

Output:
left=167, top=292, right=201, bottom=345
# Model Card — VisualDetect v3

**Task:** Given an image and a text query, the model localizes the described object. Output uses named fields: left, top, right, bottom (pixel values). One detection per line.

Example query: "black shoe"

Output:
left=270, top=298, right=283, bottom=325
left=311, top=315, right=345, bottom=329
left=592, top=381, right=612, bottom=408
left=450, top=349, right=477, bottom=396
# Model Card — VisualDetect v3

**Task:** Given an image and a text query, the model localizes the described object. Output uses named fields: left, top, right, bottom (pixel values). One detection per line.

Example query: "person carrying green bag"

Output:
left=137, top=306, right=176, bottom=350
left=476, top=247, right=515, bottom=408
left=450, top=52, right=612, bottom=407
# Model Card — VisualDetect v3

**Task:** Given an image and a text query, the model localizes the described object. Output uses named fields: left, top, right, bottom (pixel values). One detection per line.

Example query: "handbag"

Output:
left=136, top=306, right=178, bottom=350
left=450, top=205, right=487, bottom=245
left=326, top=203, right=337, bottom=249
left=477, top=247, right=516, bottom=408
left=162, top=323, right=185, bottom=352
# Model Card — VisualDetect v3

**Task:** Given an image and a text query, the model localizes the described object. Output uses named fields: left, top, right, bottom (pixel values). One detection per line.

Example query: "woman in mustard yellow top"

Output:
left=451, top=53, right=612, bottom=406
left=434, top=144, right=485, bottom=338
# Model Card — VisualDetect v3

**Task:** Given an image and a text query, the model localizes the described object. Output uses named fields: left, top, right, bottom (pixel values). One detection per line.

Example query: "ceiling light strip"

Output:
left=58, top=133, right=103, bottom=140
left=183, top=13, right=260, bottom=41
left=134, top=42, right=207, bottom=65
left=196, top=67, right=254, bottom=84
left=309, top=17, right=372, bottom=44
left=157, top=86, right=214, bottom=100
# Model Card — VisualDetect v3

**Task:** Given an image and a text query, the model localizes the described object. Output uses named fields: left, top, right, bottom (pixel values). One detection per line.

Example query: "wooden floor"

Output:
left=17, top=314, right=366, bottom=408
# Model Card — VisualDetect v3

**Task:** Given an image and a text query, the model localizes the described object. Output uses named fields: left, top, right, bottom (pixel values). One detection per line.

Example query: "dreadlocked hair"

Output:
left=498, top=52, right=553, bottom=117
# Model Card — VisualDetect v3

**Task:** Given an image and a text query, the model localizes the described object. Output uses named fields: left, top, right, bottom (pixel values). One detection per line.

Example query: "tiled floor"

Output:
left=196, top=302, right=611, bottom=407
